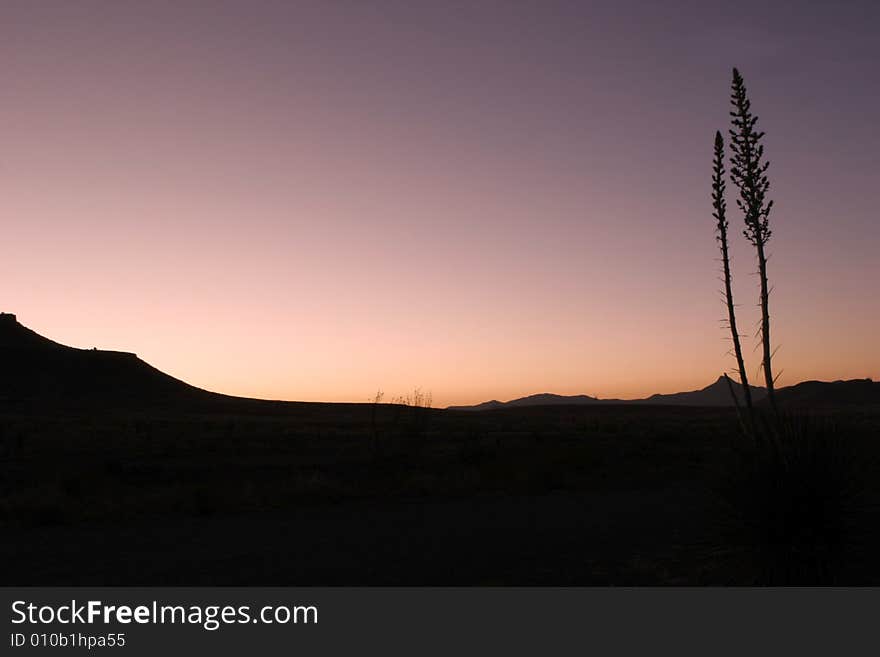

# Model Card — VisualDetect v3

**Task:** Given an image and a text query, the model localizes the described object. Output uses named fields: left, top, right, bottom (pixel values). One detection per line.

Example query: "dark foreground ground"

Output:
left=2, top=402, right=879, bottom=584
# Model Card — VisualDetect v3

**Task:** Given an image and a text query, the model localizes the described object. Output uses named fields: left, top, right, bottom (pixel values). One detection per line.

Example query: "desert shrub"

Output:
left=370, top=388, right=433, bottom=467
left=708, top=414, right=874, bottom=584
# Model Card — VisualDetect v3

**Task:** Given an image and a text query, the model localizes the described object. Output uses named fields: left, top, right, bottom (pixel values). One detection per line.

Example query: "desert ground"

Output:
left=3, top=401, right=878, bottom=585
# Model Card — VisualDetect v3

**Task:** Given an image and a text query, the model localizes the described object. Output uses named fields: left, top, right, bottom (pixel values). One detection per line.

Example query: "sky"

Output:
left=2, top=1, right=878, bottom=406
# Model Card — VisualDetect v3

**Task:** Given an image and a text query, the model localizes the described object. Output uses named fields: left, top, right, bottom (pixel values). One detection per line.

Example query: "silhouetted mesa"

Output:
left=0, top=312, right=216, bottom=407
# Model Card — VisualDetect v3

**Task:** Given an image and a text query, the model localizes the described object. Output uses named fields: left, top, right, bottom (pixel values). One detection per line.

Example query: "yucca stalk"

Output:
left=712, top=131, right=753, bottom=418
left=729, top=68, right=777, bottom=413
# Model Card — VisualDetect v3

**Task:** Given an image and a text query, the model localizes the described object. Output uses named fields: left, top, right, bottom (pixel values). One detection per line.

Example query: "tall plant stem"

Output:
left=712, top=131, right=753, bottom=419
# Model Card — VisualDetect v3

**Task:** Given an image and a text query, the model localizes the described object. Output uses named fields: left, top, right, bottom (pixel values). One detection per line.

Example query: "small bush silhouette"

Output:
left=369, top=387, right=433, bottom=467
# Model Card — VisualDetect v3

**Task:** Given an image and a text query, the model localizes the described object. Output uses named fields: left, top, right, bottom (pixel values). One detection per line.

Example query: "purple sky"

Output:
left=2, top=1, right=878, bottom=405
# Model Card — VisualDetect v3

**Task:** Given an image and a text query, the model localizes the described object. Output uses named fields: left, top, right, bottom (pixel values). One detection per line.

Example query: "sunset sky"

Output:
left=2, top=1, right=878, bottom=406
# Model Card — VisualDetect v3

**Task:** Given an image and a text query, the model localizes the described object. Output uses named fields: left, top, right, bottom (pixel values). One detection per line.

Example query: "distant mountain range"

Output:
left=447, top=376, right=766, bottom=410
left=1, top=312, right=877, bottom=411
left=448, top=376, right=879, bottom=411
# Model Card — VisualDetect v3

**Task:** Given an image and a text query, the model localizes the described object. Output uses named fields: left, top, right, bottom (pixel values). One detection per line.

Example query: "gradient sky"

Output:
left=2, top=1, right=878, bottom=406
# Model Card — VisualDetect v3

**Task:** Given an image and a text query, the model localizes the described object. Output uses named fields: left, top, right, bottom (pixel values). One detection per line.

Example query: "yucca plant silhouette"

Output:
left=711, top=130, right=754, bottom=429
left=729, top=68, right=778, bottom=413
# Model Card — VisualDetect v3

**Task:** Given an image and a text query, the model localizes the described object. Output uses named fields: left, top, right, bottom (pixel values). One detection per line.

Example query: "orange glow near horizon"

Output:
left=1, top=4, right=878, bottom=407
